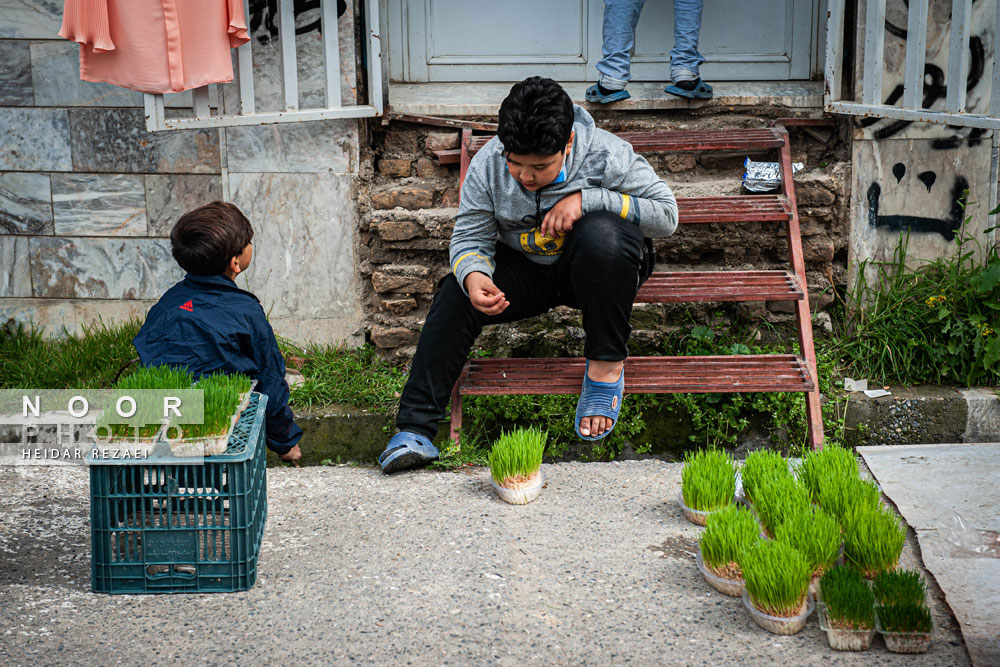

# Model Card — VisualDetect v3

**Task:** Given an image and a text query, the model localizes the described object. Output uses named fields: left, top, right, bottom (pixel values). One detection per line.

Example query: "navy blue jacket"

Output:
left=133, top=273, right=303, bottom=454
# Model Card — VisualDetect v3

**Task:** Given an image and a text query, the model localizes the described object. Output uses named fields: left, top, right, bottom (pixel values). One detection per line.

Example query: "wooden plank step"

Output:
left=458, top=355, right=815, bottom=395
left=677, top=195, right=791, bottom=223
left=616, top=128, right=786, bottom=152
left=434, top=128, right=786, bottom=164
left=637, top=270, right=802, bottom=303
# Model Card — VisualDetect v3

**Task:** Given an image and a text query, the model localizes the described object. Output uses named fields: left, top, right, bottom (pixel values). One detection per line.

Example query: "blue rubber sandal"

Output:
left=665, top=78, right=713, bottom=100
left=574, top=361, right=624, bottom=441
left=378, top=431, right=439, bottom=474
left=585, top=83, right=631, bottom=104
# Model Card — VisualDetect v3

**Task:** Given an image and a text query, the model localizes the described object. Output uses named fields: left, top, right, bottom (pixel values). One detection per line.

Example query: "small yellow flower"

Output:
left=925, top=294, right=948, bottom=307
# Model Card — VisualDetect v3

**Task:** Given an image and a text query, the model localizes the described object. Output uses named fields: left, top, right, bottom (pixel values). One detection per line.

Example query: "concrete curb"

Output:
left=843, top=386, right=1000, bottom=447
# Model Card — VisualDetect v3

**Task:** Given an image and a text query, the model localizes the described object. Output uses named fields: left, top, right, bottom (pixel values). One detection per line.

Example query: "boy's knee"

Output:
left=570, top=211, right=643, bottom=268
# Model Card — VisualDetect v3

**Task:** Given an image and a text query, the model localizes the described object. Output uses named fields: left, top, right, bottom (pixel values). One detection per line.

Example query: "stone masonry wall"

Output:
left=361, top=110, right=851, bottom=361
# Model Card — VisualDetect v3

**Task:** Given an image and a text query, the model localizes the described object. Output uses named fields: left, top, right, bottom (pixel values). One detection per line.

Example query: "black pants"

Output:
left=396, top=210, right=653, bottom=439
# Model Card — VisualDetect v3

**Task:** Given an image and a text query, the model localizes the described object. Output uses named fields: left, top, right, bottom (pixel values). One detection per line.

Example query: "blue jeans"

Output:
left=595, top=0, right=705, bottom=88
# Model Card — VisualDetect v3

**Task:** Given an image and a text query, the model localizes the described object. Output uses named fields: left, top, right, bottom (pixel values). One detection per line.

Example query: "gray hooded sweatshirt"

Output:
left=450, top=104, right=678, bottom=293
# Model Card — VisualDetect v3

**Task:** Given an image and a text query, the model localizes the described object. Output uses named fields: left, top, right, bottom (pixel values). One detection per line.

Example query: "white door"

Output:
left=389, top=0, right=818, bottom=82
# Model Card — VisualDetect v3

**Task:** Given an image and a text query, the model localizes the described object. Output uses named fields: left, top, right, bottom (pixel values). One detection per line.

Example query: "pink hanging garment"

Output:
left=59, top=0, right=250, bottom=94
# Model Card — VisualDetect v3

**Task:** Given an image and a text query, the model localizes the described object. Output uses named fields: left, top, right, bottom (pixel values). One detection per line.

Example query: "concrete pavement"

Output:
left=0, top=461, right=971, bottom=665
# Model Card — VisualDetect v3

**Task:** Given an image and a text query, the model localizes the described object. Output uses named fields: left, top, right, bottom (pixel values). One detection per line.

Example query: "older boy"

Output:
left=134, top=201, right=303, bottom=462
left=379, top=76, right=678, bottom=473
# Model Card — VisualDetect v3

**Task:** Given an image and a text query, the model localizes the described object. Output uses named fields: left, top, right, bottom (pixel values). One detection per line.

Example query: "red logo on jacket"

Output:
left=179, top=300, right=194, bottom=312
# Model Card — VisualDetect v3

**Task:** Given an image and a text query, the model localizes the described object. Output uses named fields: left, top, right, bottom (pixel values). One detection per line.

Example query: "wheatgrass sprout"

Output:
left=753, top=473, right=811, bottom=537
left=797, top=444, right=858, bottom=503
left=843, top=505, right=906, bottom=577
left=184, top=372, right=252, bottom=439
left=740, top=449, right=790, bottom=504
left=819, top=565, right=875, bottom=630
left=700, top=504, right=759, bottom=577
left=774, top=505, right=841, bottom=575
left=737, top=540, right=812, bottom=617
left=815, top=474, right=881, bottom=523
left=99, top=365, right=194, bottom=438
left=876, top=601, right=933, bottom=634
left=489, top=427, right=546, bottom=486
left=682, top=449, right=736, bottom=511
left=873, top=569, right=926, bottom=606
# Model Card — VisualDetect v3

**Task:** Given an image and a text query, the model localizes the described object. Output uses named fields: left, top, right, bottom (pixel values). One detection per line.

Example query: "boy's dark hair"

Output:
left=170, top=201, right=254, bottom=275
left=497, top=76, right=574, bottom=156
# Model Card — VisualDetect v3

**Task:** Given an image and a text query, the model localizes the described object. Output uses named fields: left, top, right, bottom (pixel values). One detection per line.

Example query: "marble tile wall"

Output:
left=29, top=41, right=143, bottom=107
left=0, top=237, right=32, bottom=297
left=30, top=42, right=198, bottom=108
left=229, top=172, right=362, bottom=344
left=226, top=120, right=358, bottom=173
left=29, top=237, right=183, bottom=299
left=0, top=298, right=156, bottom=336
left=0, top=41, right=33, bottom=105
left=0, top=173, right=52, bottom=234
left=0, top=0, right=62, bottom=39
left=69, top=108, right=221, bottom=174
left=52, top=174, right=146, bottom=236
left=0, top=4, right=364, bottom=345
left=0, top=108, right=71, bottom=171
left=144, top=175, right=223, bottom=237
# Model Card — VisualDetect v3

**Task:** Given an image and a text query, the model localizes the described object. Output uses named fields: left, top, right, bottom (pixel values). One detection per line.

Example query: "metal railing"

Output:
left=825, top=0, right=1000, bottom=129
left=143, top=0, right=383, bottom=132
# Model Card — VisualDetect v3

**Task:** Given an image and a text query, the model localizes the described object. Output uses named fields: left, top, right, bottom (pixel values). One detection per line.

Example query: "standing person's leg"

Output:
left=666, top=0, right=712, bottom=99
left=383, top=245, right=559, bottom=473
left=557, top=210, right=649, bottom=439
left=587, top=0, right=647, bottom=104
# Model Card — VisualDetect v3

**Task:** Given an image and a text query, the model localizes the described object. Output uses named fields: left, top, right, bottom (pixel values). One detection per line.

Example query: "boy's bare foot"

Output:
left=279, top=444, right=302, bottom=464
left=579, top=360, right=624, bottom=438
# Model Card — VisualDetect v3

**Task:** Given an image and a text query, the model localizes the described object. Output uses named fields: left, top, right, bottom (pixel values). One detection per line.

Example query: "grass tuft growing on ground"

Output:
left=282, top=341, right=406, bottom=411
left=0, top=319, right=142, bottom=389
left=832, top=207, right=1000, bottom=386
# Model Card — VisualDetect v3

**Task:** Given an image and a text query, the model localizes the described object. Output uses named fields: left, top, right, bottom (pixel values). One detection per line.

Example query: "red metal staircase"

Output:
left=437, top=126, right=824, bottom=450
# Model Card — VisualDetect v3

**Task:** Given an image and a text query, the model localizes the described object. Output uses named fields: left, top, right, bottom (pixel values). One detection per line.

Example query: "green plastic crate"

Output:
left=88, top=393, right=268, bottom=594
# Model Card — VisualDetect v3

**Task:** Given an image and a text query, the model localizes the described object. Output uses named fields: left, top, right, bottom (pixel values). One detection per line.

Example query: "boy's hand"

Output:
left=541, top=191, right=583, bottom=239
left=279, top=444, right=302, bottom=464
left=464, top=272, right=509, bottom=316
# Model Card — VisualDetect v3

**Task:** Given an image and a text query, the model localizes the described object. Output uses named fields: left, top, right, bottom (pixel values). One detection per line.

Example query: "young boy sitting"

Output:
left=378, top=76, right=678, bottom=473
left=133, top=201, right=303, bottom=462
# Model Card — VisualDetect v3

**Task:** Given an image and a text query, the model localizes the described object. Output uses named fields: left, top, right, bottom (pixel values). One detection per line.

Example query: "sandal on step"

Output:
left=585, top=83, right=631, bottom=104
left=665, top=78, right=713, bottom=100
left=378, top=431, right=439, bottom=474
left=574, top=361, right=624, bottom=441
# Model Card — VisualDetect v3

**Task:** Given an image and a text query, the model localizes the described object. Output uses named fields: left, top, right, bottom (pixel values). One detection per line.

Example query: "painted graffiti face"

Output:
left=867, top=161, right=969, bottom=241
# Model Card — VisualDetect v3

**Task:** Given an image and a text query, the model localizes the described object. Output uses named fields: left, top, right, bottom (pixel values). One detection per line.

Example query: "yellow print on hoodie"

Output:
left=519, top=227, right=565, bottom=256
